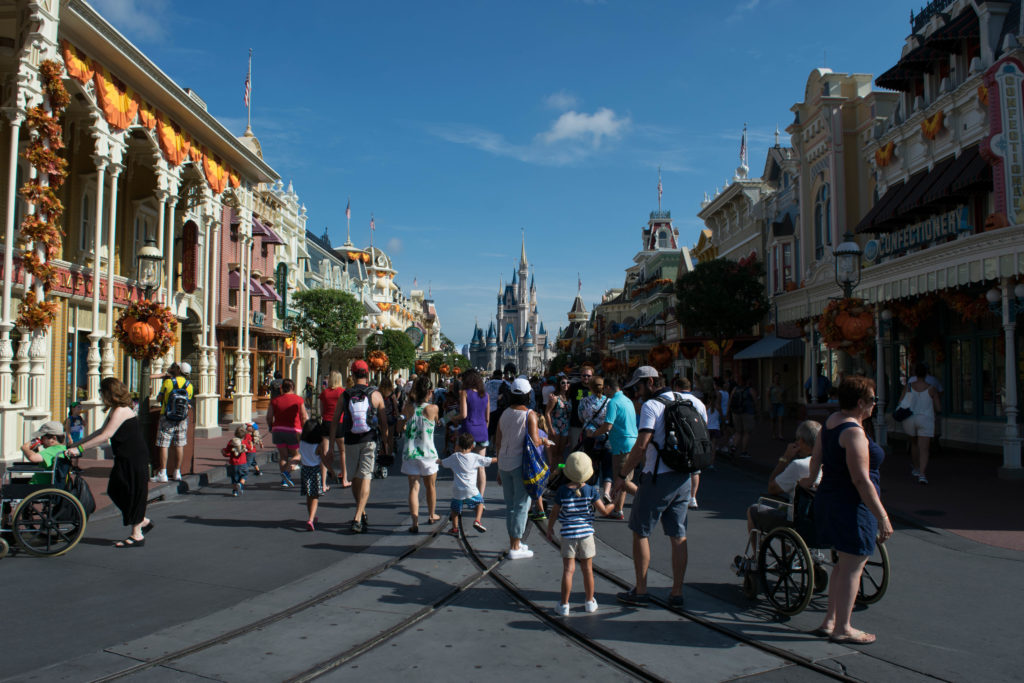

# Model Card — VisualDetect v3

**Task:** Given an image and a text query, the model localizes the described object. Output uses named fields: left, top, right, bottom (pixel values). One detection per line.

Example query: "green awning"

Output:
left=733, top=334, right=805, bottom=360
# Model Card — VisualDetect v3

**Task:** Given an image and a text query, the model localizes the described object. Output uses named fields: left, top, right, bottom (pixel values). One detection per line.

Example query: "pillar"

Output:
left=232, top=231, right=253, bottom=427
left=0, top=110, right=24, bottom=459
left=101, top=160, right=122, bottom=379
left=83, top=156, right=107, bottom=430
left=874, top=309, right=887, bottom=448
left=999, top=278, right=1022, bottom=478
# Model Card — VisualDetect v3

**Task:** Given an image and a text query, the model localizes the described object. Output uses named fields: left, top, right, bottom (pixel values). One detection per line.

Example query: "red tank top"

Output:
left=270, top=393, right=304, bottom=431
left=320, top=387, right=344, bottom=422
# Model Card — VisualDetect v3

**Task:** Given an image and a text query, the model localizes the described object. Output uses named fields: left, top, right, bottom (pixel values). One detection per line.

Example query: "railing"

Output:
left=649, top=210, right=671, bottom=220
left=911, top=0, right=956, bottom=32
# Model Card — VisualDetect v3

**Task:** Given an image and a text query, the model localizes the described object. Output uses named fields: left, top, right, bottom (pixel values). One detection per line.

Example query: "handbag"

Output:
left=893, top=407, right=912, bottom=422
left=522, top=412, right=550, bottom=498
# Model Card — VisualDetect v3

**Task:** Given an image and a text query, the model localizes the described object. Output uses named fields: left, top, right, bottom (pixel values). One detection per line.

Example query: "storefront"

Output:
left=216, top=320, right=289, bottom=418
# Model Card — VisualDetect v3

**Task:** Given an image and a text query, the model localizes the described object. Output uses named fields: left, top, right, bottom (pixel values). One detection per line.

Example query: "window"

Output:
left=980, top=336, right=1005, bottom=418
left=78, top=183, right=109, bottom=253
left=782, top=243, right=793, bottom=286
left=657, top=230, right=669, bottom=248
left=229, top=289, right=238, bottom=308
left=772, top=245, right=780, bottom=293
left=230, top=222, right=239, bottom=241
left=814, top=184, right=831, bottom=260
left=949, top=339, right=973, bottom=416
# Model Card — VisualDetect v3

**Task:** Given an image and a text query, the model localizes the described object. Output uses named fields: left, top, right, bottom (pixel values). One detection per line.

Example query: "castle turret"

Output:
left=486, top=321, right=498, bottom=372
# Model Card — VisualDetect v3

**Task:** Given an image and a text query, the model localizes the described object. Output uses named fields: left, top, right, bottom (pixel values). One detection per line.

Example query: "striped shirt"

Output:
left=555, top=484, right=600, bottom=539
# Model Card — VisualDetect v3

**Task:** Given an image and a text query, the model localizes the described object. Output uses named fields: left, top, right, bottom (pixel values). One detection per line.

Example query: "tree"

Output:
left=675, top=258, right=770, bottom=351
left=366, top=329, right=417, bottom=373
left=440, top=334, right=456, bottom=354
left=288, top=289, right=364, bottom=365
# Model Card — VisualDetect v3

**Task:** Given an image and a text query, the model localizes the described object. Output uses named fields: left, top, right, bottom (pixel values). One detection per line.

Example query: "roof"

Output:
left=570, top=295, right=586, bottom=314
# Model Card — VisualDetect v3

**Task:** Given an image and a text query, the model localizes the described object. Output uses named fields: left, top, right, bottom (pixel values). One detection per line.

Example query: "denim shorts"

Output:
left=628, top=470, right=691, bottom=539
left=226, top=464, right=249, bottom=484
left=451, top=494, right=484, bottom=514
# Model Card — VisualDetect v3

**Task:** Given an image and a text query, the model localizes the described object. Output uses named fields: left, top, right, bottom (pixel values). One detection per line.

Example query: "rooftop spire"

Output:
left=657, top=166, right=663, bottom=211
left=520, top=228, right=527, bottom=266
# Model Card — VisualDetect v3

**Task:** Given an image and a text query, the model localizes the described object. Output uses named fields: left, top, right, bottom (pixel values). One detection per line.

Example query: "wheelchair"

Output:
left=734, top=487, right=891, bottom=616
left=0, top=456, right=88, bottom=559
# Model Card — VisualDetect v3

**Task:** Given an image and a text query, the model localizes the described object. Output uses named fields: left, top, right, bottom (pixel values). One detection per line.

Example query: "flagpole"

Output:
left=246, top=48, right=253, bottom=133
left=346, top=196, right=351, bottom=245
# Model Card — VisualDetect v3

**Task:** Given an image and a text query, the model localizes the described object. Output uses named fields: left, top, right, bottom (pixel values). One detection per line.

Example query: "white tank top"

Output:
left=907, top=386, right=934, bottom=417
left=498, top=408, right=529, bottom=472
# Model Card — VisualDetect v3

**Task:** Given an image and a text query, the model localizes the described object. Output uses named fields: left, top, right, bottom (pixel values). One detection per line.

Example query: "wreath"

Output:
left=15, top=59, right=69, bottom=331
left=115, top=300, right=177, bottom=359
left=367, top=349, right=389, bottom=371
left=414, top=359, right=428, bottom=375
left=818, top=298, right=875, bottom=357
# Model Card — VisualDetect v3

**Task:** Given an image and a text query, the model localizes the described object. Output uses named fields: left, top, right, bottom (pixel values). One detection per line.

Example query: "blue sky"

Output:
left=93, top=0, right=913, bottom=347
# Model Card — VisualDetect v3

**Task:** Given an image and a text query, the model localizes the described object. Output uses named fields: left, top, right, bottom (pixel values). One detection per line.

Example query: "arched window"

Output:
left=814, top=184, right=831, bottom=260
left=657, top=230, right=669, bottom=248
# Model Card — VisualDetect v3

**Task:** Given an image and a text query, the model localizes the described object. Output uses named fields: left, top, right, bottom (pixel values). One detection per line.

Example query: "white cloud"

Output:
left=544, top=90, right=580, bottom=111
left=386, top=237, right=403, bottom=254
left=91, top=0, right=167, bottom=41
left=539, top=108, right=629, bottom=147
left=727, top=0, right=760, bottom=22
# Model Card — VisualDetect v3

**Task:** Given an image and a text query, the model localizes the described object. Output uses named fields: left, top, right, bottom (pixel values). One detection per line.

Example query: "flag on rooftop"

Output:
left=345, top=198, right=351, bottom=221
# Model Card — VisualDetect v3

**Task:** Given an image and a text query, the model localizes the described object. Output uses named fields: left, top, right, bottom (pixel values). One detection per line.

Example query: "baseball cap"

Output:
left=31, top=421, right=64, bottom=439
left=511, top=378, right=532, bottom=394
left=179, top=361, right=191, bottom=375
left=351, top=359, right=369, bottom=374
left=624, top=365, right=659, bottom=389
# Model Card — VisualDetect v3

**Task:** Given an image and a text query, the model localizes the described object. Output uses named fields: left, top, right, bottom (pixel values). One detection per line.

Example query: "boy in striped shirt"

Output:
left=546, top=451, right=613, bottom=616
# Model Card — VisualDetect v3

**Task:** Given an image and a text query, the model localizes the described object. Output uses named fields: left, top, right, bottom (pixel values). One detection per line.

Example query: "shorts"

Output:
left=735, top=413, right=756, bottom=434
left=226, top=463, right=249, bottom=484
left=451, top=494, right=484, bottom=514
left=318, top=419, right=342, bottom=441
left=475, top=440, right=489, bottom=449
left=300, top=464, right=323, bottom=498
left=613, top=452, right=635, bottom=483
left=770, top=403, right=785, bottom=418
left=561, top=534, right=596, bottom=559
left=628, top=470, right=691, bottom=539
left=902, top=413, right=934, bottom=438
left=156, top=416, right=188, bottom=448
left=748, top=503, right=788, bottom=532
left=271, top=428, right=300, bottom=450
left=350, top=440, right=378, bottom=479
left=401, top=457, right=439, bottom=477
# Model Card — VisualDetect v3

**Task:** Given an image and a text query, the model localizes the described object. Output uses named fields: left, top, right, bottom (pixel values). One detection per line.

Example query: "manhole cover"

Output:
left=914, top=509, right=945, bottom=517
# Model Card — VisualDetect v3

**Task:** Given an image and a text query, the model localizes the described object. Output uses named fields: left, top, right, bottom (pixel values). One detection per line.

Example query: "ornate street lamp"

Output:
left=136, top=237, right=163, bottom=459
left=834, top=231, right=862, bottom=299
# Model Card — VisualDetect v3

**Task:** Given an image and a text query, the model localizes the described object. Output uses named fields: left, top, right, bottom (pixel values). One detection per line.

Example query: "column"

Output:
left=874, top=309, right=887, bottom=447
left=148, top=190, right=169, bottom=394
left=195, top=209, right=222, bottom=438
left=999, top=278, right=1022, bottom=478
left=101, top=161, right=122, bottom=379
left=232, top=231, right=253, bottom=427
left=83, top=157, right=107, bottom=430
left=0, top=110, right=24, bottom=459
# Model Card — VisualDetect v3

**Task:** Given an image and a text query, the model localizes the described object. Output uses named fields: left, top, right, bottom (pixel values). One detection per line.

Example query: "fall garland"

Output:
left=366, top=349, right=389, bottom=371
left=16, top=59, right=70, bottom=330
left=115, top=300, right=177, bottom=359
left=817, top=297, right=875, bottom=357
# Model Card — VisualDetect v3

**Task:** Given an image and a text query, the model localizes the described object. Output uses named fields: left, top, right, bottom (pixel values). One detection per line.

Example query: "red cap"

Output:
left=351, top=359, right=369, bottom=373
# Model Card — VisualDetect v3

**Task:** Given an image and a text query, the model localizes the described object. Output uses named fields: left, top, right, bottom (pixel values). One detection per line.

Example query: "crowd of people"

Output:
left=16, top=357, right=893, bottom=643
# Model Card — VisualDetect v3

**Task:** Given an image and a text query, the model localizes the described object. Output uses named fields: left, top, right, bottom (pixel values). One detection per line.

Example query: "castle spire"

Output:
left=520, top=228, right=527, bottom=267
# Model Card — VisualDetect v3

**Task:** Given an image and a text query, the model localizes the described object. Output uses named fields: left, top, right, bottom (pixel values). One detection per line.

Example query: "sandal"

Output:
left=829, top=630, right=876, bottom=645
left=428, top=515, right=442, bottom=524
left=141, top=521, right=155, bottom=534
left=114, top=537, right=145, bottom=548
left=810, top=627, right=833, bottom=638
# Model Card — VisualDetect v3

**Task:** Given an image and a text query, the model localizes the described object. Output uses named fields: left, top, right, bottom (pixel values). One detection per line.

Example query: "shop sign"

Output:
left=0, top=256, right=143, bottom=305
left=181, top=220, right=198, bottom=293
left=875, top=206, right=971, bottom=259
left=252, top=311, right=265, bottom=326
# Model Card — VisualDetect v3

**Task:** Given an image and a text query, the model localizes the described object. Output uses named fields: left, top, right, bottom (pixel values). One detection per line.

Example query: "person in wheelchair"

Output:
left=19, top=421, right=68, bottom=485
left=739, top=420, right=821, bottom=563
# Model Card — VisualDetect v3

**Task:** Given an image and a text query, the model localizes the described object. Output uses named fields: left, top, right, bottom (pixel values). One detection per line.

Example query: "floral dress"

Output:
left=401, top=403, right=439, bottom=476
left=549, top=395, right=570, bottom=437
left=579, top=394, right=610, bottom=449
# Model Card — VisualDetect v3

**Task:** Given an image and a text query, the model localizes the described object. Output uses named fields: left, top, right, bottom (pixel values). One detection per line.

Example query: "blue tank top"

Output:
left=818, top=421, right=884, bottom=505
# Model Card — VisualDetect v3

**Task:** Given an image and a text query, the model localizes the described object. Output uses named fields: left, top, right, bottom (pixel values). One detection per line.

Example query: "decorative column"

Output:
left=232, top=232, right=253, bottom=426
left=0, top=109, right=24, bottom=458
left=874, top=308, right=888, bottom=448
left=195, top=200, right=222, bottom=438
left=101, top=159, right=123, bottom=379
left=999, top=278, right=1022, bottom=478
left=148, top=189, right=169, bottom=393
left=83, top=156, right=107, bottom=429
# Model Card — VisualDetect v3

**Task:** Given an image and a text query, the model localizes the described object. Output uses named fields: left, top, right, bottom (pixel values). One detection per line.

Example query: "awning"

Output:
left=249, top=277, right=267, bottom=297
left=951, top=149, right=992, bottom=194
left=228, top=269, right=241, bottom=289
left=261, top=283, right=283, bottom=302
left=925, top=10, right=978, bottom=51
left=251, top=217, right=271, bottom=237
left=261, top=226, right=285, bottom=245
left=733, top=334, right=805, bottom=360
left=772, top=213, right=794, bottom=237
left=897, top=154, right=957, bottom=215
left=873, top=171, right=930, bottom=232
left=854, top=181, right=905, bottom=234
left=363, top=301, right=381, bottom=316
left=876, top=43, right=945, bottom=91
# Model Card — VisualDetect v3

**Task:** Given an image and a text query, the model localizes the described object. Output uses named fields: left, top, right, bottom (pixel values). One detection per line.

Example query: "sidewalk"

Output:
left=724, top=414, right=1024, bottom=552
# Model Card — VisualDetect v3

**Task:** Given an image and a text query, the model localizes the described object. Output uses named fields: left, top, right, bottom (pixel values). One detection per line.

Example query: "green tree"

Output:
left=366, top=329, right=417, bottom=373
left=675, top=258, right=769, bottom=350
left=288, top=289, right=364, bottom=362
left=440, top=334, right=456, bottom=354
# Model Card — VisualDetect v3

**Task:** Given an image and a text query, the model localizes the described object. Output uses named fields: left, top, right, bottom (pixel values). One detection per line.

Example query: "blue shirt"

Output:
left=603, top=391, right=637, bottom=455
left=555, top=483, right=600, bottom=539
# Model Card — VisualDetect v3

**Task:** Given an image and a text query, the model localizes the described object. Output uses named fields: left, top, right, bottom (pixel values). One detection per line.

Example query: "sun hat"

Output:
left=564, top=451, right=594, bottom=484
left=511, top=377, right=532, bottom=394
left=624, top=365, right=659, bottom=389
left=31, top=421, right=64, bottom=439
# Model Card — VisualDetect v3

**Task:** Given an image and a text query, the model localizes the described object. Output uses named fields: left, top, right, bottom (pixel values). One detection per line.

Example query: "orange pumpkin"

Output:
left=439, top=363, right=451, bottom=376
left=120, top=316, right=137, bottom=334
left=453, top=366, right=462, bottom=376
left=841, top=313, right=873, bottom=342
left=415, top=360, right=428, bottom=374
left=128, top=321, right=155, bottom=346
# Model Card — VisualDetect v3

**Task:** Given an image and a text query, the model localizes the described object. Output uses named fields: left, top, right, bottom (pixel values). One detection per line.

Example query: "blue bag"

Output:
left=522, top=416, right=549, bottom=498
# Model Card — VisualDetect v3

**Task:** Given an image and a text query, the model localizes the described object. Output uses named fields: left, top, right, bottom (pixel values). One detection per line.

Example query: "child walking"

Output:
left=221, top=426, right=250, bottom=496
left=65, top=402, right=85, bottom=444
left=441, top=432, right=492, bottom=536
left=298, top=419, right=326, bottom=531
left=246, top=422, right=263, bottom=476
left=546, top=451, right=612, bottom=616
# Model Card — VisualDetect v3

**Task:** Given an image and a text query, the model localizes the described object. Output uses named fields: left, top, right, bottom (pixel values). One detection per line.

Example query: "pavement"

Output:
left=64, top=411, right=1024, bottom=552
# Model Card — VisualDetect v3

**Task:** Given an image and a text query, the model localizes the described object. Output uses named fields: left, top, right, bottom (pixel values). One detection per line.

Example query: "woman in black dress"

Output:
left=70, top=377, right=152, bottom=548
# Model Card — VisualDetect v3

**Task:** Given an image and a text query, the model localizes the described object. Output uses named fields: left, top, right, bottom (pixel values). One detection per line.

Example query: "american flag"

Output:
left=740, top=124, right=748, bottom=166
left=244, top=74, right=250, bottom=108
left=370, top=214, right=375, bottom=232
left=657, top=168, right=662, bottom=205
left=345, top=198, right=351, bottom=221
left=577, top=273, right=582, bottom=292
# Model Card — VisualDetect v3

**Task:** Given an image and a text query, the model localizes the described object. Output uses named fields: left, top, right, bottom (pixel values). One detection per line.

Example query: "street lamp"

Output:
left=136, top=237, right=163, bottom=462
left=834, top=231, right=862, bottom=299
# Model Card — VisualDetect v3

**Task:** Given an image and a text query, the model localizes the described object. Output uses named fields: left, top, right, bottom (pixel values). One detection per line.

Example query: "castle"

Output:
left=469, top=235, right=552, bottom=374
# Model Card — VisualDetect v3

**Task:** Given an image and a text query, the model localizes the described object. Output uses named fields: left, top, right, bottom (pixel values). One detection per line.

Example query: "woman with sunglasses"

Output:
left=544, top=375, right=571, bottom=467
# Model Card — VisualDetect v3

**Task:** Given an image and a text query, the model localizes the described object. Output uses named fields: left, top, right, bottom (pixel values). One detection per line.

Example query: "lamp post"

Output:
left=834, top=231, right=862, bottom=299
left=136, top=238, right=163, bottom=461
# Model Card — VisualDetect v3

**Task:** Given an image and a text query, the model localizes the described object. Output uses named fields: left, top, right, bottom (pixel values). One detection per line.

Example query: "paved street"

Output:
left=2, top=449, right=1020, bottom=683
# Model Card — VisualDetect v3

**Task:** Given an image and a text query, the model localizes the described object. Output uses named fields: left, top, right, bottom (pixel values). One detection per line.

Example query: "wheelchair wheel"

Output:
left=759, top=527, right=814, bottom=616
left=831, top=543, right=890, bottom=604
left=11, top=488, right=86, bottom=557
left=0, top=536, right=8, bottom=559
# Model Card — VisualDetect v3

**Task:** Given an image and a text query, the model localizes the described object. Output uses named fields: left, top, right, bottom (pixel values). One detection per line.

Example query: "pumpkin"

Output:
left=147, top=315, right=162, bottom=330
left=439, top=363, right=451, bottom=376
left=834, top=311, right=850, bottom=329
left=841, top=313, right=873, bottom=342
left=120, top=316, right=137, bottom=334
left=453, top=366, right=462, bottom=376
left=415, top=360, right=428, bottom=374
left=128, top=321, right=155, bottom=346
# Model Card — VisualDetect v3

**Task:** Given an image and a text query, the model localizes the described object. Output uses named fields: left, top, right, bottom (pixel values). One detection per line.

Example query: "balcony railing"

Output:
left=912, top=0, right=956, bottom=32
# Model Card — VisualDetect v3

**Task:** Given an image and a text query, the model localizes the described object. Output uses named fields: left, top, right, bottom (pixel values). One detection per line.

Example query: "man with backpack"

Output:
left=326, top=360, right=390, bottom=533
left=153, top=362, right=193, bottom=483
left=612, top=366, right=709, bottom=608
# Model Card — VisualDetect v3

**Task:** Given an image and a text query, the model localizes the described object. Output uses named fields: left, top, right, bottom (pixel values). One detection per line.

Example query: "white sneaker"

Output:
left=554, top=603, right=570, bottom=617
left=584, top=599, right=598, bottom=613
left=508, top=547, right=534, bottom=560
left=150, top=472, right=168, bottom=483
left=911, top=467, right=920, bottom=477
left=688, top=498, right=698, bottom=510
left=173, top=470, right=182, bottom=482
left=519, top=543, right=529, bottom=551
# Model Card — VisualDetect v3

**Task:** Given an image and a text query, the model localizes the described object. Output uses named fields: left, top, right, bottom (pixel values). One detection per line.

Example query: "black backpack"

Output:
left=652, top=394, right=713, bottom=479
left=164, top=379, right=191, bottom=423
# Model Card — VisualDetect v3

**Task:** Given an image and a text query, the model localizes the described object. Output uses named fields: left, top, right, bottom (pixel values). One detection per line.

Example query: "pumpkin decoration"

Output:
left=841, top=314, right=873, bottom=342
left=367, top=350, right=389, bottom=371
left=115, top=299, right=177, bottom=359
left=128, top=321, right=156, bottom=346
left=984, top=213, right=1009, bottom=231
left=415, top=359, right=429, bottom=374
left=452, top=366, right=462, bottom=376
left=648, top=344, right=674, bottom=370
left=818, top=297, right=875, bottom=357
left=439, top=363, right=451, bottom=376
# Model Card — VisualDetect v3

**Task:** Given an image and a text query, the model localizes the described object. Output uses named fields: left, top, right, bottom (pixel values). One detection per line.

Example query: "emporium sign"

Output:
left=876, top=206, right=972, bottom=258
left=0, top=257, right=143, bottom=306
